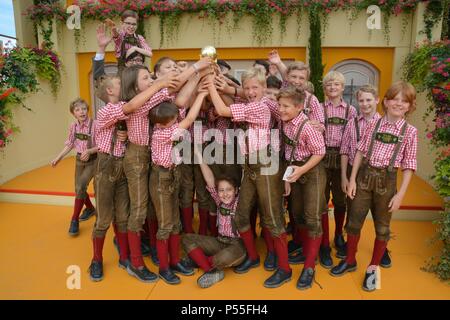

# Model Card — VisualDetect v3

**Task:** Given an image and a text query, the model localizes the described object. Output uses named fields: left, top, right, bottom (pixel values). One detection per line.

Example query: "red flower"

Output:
left=0, top=88, right=16, bottom=100
left=432, top=88, right=441, bottom=95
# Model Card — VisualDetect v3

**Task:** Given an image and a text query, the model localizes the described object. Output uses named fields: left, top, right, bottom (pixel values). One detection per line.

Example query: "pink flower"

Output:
left=0, top=140, right=4, bottom=147
left=426, top=132, right=433, bottom=139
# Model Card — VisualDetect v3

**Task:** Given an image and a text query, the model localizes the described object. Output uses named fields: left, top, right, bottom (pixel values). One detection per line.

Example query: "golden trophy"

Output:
left=200, top=46, right=217, bottom=62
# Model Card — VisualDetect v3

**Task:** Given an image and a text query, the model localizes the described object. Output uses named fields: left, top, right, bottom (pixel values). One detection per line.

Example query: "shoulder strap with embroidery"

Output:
left=230, top=198, right=240, bottom=238
left=366, top=118, right=383, bottom=162
left=354, top=118, right=361, bottom=142
left=388, top=122, right=408, bottom=171
left=72, top=122, right=78, bottom=142
left=303, top=94, right=313, bottom=117
left=344, top=103, right=350, bottom=121
left=288, top=119, right=309, bottom=165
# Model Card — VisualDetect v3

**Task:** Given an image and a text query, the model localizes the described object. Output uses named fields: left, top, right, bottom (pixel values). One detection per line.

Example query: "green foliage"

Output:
left=403, top=40, right=450, bottom=281
left=0, top=46, right=62, bottom=149
left=25, top=0, right=426, bottom=48
left=422, top=0, right=445, bottom=41
left=308, top=7, right=324, bottom=103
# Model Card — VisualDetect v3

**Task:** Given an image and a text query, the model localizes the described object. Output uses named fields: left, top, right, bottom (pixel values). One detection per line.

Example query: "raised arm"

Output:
left=214, top=75, right=245, bottom=99
left=179, top=92, right=208, bottom=130
left=122, top=73, right=178, bottom=114
left=268, top=50, right=288, bottom=80
left=171, top=57, right=213, bottom=94
left=193, top=146, right=216, bottom=189
left=174, top=72, right=202, bottom=108
left=93, top=23, right=112, bottom=80
left=208, top=76, right=232, bottom=118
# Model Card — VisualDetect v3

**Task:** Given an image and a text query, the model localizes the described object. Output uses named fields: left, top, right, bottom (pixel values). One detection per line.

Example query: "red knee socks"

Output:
left=71, top=198, right=85, bottom=221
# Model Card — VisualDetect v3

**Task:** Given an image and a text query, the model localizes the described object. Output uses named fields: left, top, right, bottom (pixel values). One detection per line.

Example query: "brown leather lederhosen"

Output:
left=346, top=118, right=407, bottom=241
left=284, top=118, right=326, bottom=237
left=93, top=124, right=130, bottom=237
left=74, top=119, right=96, bottom=199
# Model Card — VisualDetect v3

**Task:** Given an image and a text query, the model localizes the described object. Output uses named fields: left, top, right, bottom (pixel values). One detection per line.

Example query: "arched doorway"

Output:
left=331, top=59, right=379, bottom=109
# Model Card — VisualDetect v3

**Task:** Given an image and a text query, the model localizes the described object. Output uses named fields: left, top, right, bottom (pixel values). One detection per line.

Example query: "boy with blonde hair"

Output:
left=319, top=71, right=357, bottom=268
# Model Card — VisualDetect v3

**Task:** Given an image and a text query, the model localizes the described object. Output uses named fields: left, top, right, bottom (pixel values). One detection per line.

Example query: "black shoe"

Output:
left=126, top=264, right=158, bottom=283
left=182, top=256, right=198, bottom=269
left=263, top=268, right=292, bottom=288
left=288, top=252, right=306, bottom=265
left=79, top=207, right=95, bottom=221
left=118, top=259, right=130, bottom=270
left=362, top=268, right=377, bottom=292
left=296, top=267, right=315, bottom=290
left=334, top=234, right=347, bottom=259
left=264, top=252, right=278, bottom=271
left=233, top=256, right=260, bottom=274
left=171, top=261, right=194, bottom=276
left=159, top=268, right=181, bottom=285
left=329, top=259, right=357, bottom=277
left=149, top=246, right=159, bottom=266
left=141, top=239, right=151, bottom=257
left=197, top=269, right=225, bottom=288
left=380, top=249, right=392, bottom=268
left=319, top=246, right=333, bottom=269
left=288, top=240, right=302, bottom=255
left=68, top=220, right=79, bottom=236
left=89, top=261, right=103, bottom=282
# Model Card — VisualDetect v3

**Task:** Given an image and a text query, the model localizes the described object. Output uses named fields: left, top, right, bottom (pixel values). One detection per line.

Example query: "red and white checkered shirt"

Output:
left=207, top=186, right=240, bottom=239
left=230, top=96, right=272, bottom=155
left=65, top=118, right=97, bottom=154
left=305, top=92, right=325, bottom=126
left=178, top=107, right=187, bottom=121
left=151, top=122, right=188, bottom=168
left=95, top=102, right=129, bottom=157
left=357, top=117, right=418, bottom=170
left=207, top=108, right=235, bottom=145
left=263, top=96, right=282, bottom=130
left=126, top=88, right=174, bottom=146
left=282, top=112, right=326, bottom=162
left=323, top=100, right=357, bottom=148
left=189, top=110, right=210, bottom=144
left=113, top=31, right=152, bottom=59
left=340, top=112, right=381, bottom=165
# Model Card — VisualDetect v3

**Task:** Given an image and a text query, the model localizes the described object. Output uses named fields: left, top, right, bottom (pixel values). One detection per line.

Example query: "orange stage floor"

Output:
left=0, top=157, right=448, bottom=300
left=0, top=202, right=449, bottom=300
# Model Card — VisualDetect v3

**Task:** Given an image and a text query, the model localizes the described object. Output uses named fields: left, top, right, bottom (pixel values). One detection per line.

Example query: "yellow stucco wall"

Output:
left=2, top=2, right=443, bottom=189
